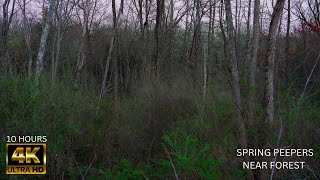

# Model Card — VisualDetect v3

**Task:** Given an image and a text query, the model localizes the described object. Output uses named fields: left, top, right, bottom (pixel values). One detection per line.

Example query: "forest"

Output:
left=0, top=0, right=320, bottom=179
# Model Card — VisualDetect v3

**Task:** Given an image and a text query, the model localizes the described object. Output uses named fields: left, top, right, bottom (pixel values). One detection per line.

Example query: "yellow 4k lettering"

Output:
left=11, top=147, right=40, bottom=163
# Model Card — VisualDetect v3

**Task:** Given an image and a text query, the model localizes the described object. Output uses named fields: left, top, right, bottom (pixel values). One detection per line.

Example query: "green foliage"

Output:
left=161, top=131, right=222, bottom=179
left=0, top=76, right=110, bottom=178
left=277, top=90, right=320, bottom=145
left=3, top=74, right=318, bottom=179
left=101, top=159, right=145, bottom=179
left=94, top=131, right=222, bottom=179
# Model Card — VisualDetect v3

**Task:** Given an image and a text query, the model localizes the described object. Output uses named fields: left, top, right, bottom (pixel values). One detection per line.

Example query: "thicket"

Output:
left=1, top=72, right=319, bottom=179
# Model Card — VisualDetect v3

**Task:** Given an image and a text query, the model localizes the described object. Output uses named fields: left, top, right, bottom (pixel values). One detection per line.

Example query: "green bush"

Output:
left=0, top=76, right=110, bottom=178
left=160, top=131, right=222, bottom=179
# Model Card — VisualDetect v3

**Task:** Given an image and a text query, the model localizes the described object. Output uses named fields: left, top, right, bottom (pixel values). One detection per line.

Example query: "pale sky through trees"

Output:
left=1, top=0, right=303, bottom=33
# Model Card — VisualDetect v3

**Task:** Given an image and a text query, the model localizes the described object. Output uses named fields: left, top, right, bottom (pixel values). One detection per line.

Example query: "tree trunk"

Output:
left=168, top=0, right=175, bottom=76
left=245, top=0, right=252, bottom=75
left=248, top=0, right=261, bottom=124
left=99, top=0, right=124, bottom=100
left=265, top=0, right=285, bottom=124
left=138, top=0, right=144, bottom=36
left=1, top=0, right=15, bottom=73
left=75, top=0, right=90, bottom=85
left=21, top=0, right=33, bottom=77
left=112, top=0, right=120, bottom=117
left=155, top=0, right=165, bottom=78
left=224, top=0, right=254, bottom=179
left=208, top=0, right=216, bottom=70
left=219, top=1, right=226, bottom=69
left=35, top=0, right=55, bottom=86
left=284, top=0, right=290, bottom=87
left=1, top=0, right=10, bottom=56
left=52, top=0, right=63, bottom=85
left=194, top=0, right=203, bottom=90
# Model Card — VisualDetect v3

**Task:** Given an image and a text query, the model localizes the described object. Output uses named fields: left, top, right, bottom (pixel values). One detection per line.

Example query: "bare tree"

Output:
left=75, top=0, right=90, bottom=85
left=248, top=0, right=261, bottom=123
left=1, top=0, right=16, bottom=74
left=208, top=0, right=216, bottom=67
left=284, top=0, right=290, bottom=86
left=188, top=0, right=204, bottom=89
left=19, top=0, right=33, bottom=77
left=224, top=0, right=254, bottom=179
left=265, top=0, right=286, bottom=123
left=99, top=0, right=124, bottom=100
left=35, top=0, right=55, bottom=86
left=155, top=0, right=165, bottom=78
left=219, top=0, right=227, bottom=69
left=1, top=0, right=15, bottom=55
left=51, top=0, right=75, bottom=84
left=296, top=0, right=320, bottom=36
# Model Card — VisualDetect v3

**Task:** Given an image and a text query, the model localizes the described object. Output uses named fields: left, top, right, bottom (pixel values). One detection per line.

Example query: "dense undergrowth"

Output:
left=0, top=75, right=319, bottom=179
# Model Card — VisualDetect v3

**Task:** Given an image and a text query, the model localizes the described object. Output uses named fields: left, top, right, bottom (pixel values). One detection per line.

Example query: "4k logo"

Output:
left=6, top=143, right=46, bottom=174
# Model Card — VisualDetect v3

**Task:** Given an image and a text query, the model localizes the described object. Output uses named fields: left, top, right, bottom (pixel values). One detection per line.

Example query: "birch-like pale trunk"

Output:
left=265, top=0, right=285, bottom=124
left=248, top=0, right=261, bottom=123
left=224, top=0, right=254, bottom=179
left=35, top=0, right=55, bottom=86
left=260, top=2, right=286, bottom=179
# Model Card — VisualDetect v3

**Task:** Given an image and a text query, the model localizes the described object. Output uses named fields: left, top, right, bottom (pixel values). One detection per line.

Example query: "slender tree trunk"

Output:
left=99, top=0, right=124, bottom=101
left=27, top=38, right=33, bottom=77
left=169, top=0, right=175, bottom=76
left=247, top=0, right=252, bottom=40
left=208, top=0, right=214, bottom=68
left=35, top=0, right=55, bottom=86
left=1, top=0, right=15, bottom=74
left=265, top=0, right=285, bottom=124
left=1, top=0, right=10, bottom=56
left=224, top=0, right=254, bottom=179
left=75, top=0, right=90, bottom=85
left=155, top=0, right=165, bottom=79
left=112, top=0, right=120, bottom=117
left=284, top=0, right=290, bottom=87
left=260, top=2, right=286, bottom=179
left=203, top=30, right=208, bottom=102
left=183, top=0, right=190, bottom=72
left=211, top=0, right=216, bottom=67
left=138, top=0, right=144, bottom=36
left=248, top=0, right=261, bottom=124
left=21, top=0, right=33, bottom=77
left=194, top=0, right=203, bottom=89
left=52, top=0, right=63, bottom=84
left=245, top=0, right=252, bottom=75
left=219, top=1, right=226, bottom=69
left=51, top=29, right=57, bottom=83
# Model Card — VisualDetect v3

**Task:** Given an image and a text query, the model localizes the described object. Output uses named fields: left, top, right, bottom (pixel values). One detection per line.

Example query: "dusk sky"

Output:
left=1, top=0, right=303, bottom=32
